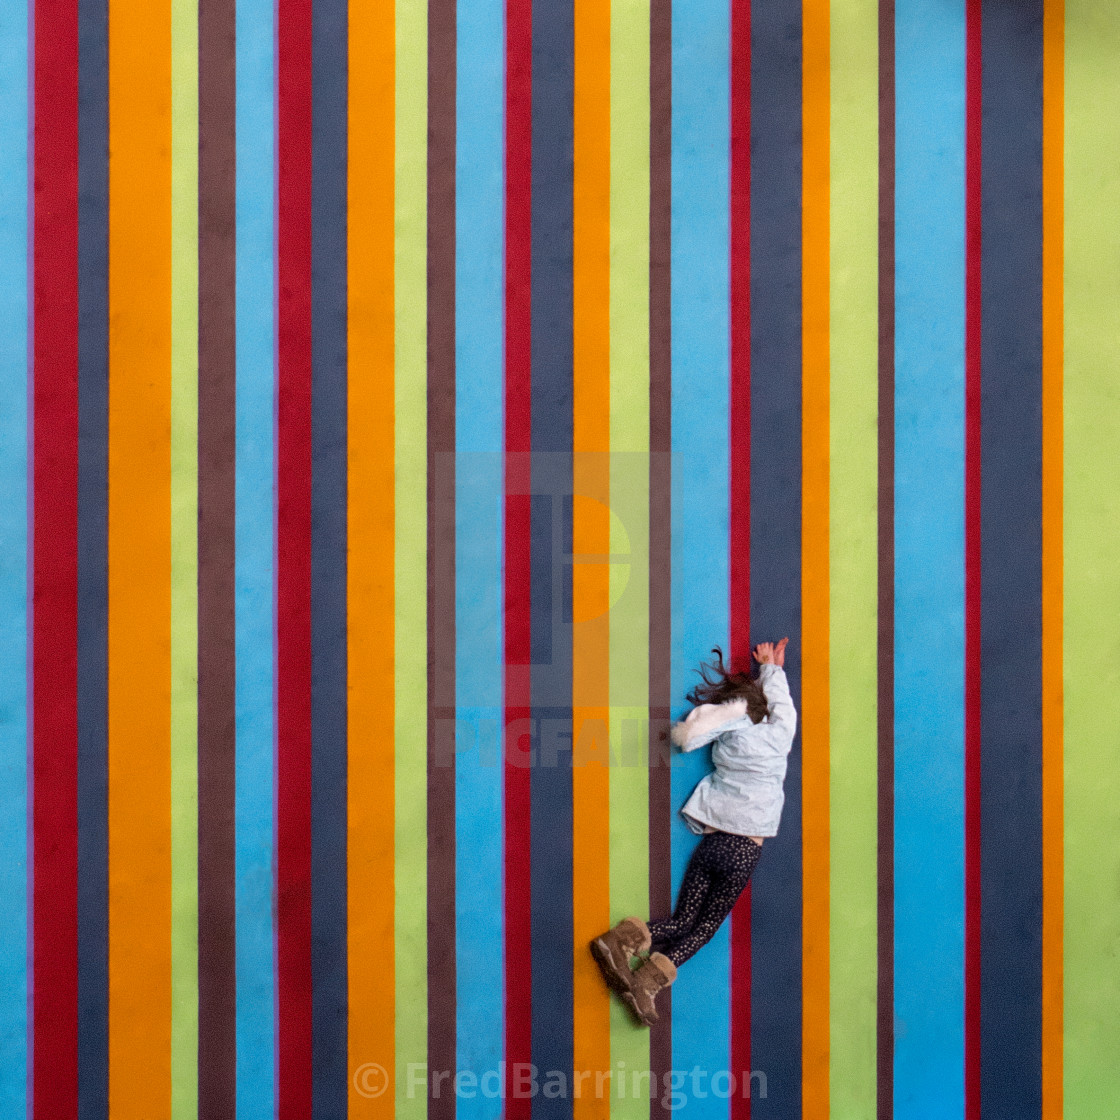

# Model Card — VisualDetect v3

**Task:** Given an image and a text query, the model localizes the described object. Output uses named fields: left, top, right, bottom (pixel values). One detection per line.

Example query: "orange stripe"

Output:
left=1041, top=1, right=1064, bottom=1116
left=801, top=0, right=830, bottom=1113
left=348, top=0, right=397, bottom=1114
left=572, top=0, right=612, bottom=1113
left=107, top=0, right=173, bottom=1113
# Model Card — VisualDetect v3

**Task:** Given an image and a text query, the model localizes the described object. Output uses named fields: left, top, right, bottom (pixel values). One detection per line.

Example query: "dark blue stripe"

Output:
left=979, top=2, right=1043, bottom=1116
left=310, top=0, right=348, bottom=1112
left=77, top=0, right=110, bottom=1114
left=529, top=0, right=574, bottom=1112
left=749, top=0, right=803, bottom=1114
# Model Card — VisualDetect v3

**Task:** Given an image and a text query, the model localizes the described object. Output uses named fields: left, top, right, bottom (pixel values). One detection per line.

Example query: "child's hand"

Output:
left=753, top=637, right=789, bottom=667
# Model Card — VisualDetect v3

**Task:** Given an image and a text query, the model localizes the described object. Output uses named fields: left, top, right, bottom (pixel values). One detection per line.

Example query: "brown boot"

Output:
left=621, top=951, right=677, bottom=1026
left=589, top=917, right=651, bottom=994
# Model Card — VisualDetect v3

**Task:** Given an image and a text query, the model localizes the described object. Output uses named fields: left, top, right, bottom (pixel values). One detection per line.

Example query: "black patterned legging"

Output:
left=648, top=831, right=762, bottom=967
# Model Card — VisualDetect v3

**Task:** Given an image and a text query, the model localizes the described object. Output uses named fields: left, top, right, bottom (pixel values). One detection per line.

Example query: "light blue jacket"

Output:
left=670, top=663, right=798, bottom=838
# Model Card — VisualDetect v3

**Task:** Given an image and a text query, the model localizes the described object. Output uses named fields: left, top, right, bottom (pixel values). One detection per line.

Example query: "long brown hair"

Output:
left=686, top=646, right=769, bottom=724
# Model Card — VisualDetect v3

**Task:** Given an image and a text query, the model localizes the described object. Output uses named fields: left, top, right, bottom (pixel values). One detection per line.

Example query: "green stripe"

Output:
left=609, top=0, right=652, bottom=1109
left=170, top=0, right=199, bottom=1115
left=1064, top=3, right=1120, bottom=1114
left=828, top=1, right=879, bottom=1115
left=395, top=0, right=428, bottom=1113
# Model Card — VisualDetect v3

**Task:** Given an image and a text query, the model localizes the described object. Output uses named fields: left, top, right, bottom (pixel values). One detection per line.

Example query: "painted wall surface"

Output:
left=0, top=0, right=1117, bottom=1118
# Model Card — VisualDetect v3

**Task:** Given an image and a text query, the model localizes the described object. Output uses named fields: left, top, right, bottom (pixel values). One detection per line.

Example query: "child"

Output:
left=589, top=637, right=796, bottom=1026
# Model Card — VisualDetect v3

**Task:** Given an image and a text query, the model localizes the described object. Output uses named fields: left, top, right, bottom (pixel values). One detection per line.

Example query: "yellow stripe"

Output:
left=801, top=0, right=830, bottom=1113
left=607, top=0, right=651, bottom=1107
left=572, top=0, right=613, bottom=1113
left=1041, top=0, right=1064, bottom=1115
left=393, top=0, right=428, bottom=1110
left=348, top=0, right=397, bottom=1113
left=169, top=0, right=199, bottom=1112
left=108, top=0, right=173, bottom=1112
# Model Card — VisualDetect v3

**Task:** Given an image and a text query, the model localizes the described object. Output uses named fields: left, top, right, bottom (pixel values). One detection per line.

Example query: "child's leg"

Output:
left=647, top=834, right=718, bottom=953
left=659, top=834, right=761, bottom=967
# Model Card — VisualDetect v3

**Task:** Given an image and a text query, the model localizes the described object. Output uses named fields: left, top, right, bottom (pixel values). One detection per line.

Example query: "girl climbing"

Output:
left=589, top=637, right=796, bottom=1027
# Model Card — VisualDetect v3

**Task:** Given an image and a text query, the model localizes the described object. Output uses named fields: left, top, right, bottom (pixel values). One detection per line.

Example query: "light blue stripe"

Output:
left=455, top=0, right=505, bottom=1104
left=235, top=0, right=276, bottom=1113
left=0, top=2, right=29, bottom=1114
left=894, top=1, right=966, bottom=1114
left=671, top=0, right=731, bottom=1112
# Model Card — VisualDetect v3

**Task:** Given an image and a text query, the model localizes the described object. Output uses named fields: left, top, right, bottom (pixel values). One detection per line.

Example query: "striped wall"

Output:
left=2, top=1, right=1120, bottom=1118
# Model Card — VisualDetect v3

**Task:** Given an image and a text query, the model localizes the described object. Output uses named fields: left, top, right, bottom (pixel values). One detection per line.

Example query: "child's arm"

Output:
left=670, top=699, right=750, bottom=752
left=757, top=663, right=797, bottom=739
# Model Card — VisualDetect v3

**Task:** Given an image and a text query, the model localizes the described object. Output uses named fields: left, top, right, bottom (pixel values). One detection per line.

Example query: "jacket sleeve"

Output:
left=757, top=663, right=797, bottom=741
left=670, top=699, right=750, bottom=752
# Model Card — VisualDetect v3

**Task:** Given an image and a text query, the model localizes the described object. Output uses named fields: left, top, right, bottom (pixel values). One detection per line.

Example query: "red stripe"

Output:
left=277, top=0, right=313, bottom=1114
left=647, top=0, right=674, bottom=1106
left=728, top=0, right=752, bottom=1113
left=33, top=1, right=80, bottom=1115
left=730, top=895, right=752, bottom=1120
left=729, top=0, right=751, bottom=673
left=964, top=0, right=982, bottom=1116
left=503, top=0, right=532, bottom=1110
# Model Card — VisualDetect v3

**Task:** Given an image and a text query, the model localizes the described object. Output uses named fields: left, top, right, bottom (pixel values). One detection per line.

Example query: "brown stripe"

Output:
left=197, top=0, right=237, bottom=1114
left=876, top=1, right=895, bottom=1117
left=648, top=0, right=673, bottom=1112
left=426, top=0, right=457, bottom=1110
